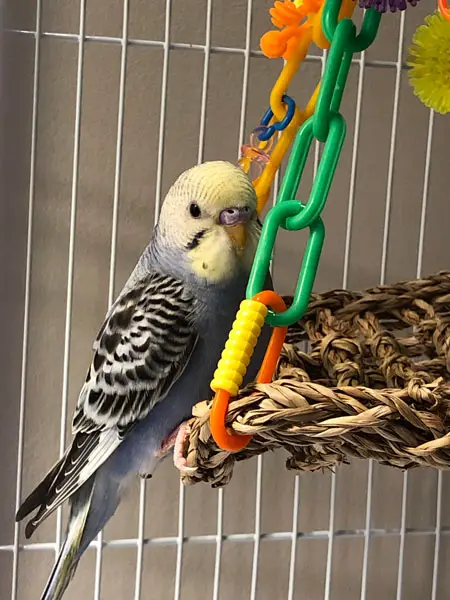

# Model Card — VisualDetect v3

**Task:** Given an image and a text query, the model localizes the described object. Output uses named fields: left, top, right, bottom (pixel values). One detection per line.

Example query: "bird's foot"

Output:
left=156, top=421, right=196, bottom=474
left=173, top=422, right=196, bottom=474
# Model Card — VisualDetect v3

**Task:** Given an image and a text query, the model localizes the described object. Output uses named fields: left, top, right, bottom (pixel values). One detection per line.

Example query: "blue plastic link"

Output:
left=256, top=94, right=296, bottom=141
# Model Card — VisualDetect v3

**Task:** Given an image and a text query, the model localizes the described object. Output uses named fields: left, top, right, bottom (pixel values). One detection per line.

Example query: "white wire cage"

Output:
left=1, top=0, right=450, bottom=598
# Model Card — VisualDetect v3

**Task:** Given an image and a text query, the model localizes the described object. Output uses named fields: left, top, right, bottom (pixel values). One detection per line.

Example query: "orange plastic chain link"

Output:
left=210, top=292, right=288, bottom=452
left=438, top=0, right=450, bottom=21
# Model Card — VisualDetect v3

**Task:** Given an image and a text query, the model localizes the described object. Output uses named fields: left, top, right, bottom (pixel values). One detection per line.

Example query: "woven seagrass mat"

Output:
left=180, top=271, right=450, bottom=487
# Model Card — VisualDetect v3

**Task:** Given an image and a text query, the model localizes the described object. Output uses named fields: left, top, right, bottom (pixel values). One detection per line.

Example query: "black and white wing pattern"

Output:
left=73, top=271, right=199, bottom=435
left=17, top=271, right=199, bottom=536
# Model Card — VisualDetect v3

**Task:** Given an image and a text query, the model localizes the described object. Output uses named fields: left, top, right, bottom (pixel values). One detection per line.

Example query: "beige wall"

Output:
left=2, top=1, right=450, bottom=598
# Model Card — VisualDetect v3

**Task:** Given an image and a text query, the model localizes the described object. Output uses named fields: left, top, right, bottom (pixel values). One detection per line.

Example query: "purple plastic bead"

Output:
left=359, top=0, right=419, bottom=12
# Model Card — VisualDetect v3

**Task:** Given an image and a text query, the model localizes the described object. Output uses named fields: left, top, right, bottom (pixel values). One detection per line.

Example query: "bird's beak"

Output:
left=224, top=223, right=247, bottom=255
left=220, top=206, right=252, bottom=256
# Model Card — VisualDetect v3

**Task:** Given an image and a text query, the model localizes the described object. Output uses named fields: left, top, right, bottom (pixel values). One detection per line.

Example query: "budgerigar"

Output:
left=16, top=161, right=272, bottom=600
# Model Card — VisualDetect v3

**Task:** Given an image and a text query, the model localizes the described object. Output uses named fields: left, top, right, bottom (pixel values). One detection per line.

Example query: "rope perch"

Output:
left=181, top=271, right=450, bottom=487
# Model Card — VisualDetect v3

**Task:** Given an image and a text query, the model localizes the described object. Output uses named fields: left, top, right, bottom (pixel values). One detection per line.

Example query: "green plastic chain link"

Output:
left=247, top=0, right=381, bottom=327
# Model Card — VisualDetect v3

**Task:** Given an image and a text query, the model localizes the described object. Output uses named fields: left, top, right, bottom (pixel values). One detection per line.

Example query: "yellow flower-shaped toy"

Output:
left=407, top=11, right=450, bottom=114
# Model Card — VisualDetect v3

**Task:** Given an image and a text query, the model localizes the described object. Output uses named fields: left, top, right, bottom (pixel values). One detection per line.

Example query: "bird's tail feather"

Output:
left=41, top=479, right=95, bottom=600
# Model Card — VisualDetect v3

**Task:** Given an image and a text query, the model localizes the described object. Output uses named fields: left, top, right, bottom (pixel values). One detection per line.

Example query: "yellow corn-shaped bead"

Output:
left=210, top=299, right=268, bottom=397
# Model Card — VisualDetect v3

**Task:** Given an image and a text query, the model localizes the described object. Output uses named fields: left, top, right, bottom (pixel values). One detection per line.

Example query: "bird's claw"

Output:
left=173, top=422, right=197, bottom=474
left=156, top=421, right=196, bottom=474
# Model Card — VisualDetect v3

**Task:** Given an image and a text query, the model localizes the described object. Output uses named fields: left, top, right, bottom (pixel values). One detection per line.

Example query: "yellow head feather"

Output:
left=158, top=161, right=260, bottom=283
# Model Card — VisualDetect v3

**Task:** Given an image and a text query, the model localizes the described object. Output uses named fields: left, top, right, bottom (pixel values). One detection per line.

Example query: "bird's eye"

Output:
left=189, top=203, right=201, bottom=218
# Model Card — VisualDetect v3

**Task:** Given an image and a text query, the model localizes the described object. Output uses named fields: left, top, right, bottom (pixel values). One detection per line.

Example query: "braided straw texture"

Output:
left=181, top=271, right=450, bottom=487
